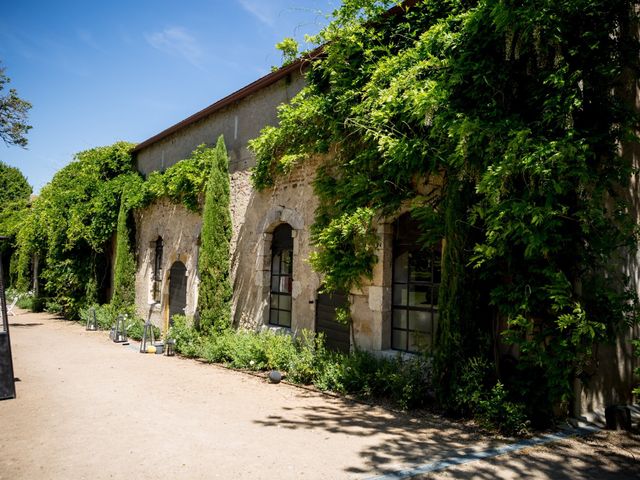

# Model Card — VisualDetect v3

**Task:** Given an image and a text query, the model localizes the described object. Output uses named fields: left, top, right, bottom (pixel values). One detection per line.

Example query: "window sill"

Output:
left=375, top=349, right=433, bottom=365
left=260, top=324, right=292, bottom=335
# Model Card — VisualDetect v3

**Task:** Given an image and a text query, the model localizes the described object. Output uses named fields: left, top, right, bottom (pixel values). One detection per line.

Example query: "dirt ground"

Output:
left=0, top=309, right=638, bottom=479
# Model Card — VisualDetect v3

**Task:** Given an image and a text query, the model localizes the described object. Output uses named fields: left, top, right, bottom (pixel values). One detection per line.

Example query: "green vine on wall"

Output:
left=13, top=140, right=216, bottom=319
left=250, top=0, right=640, bottom=424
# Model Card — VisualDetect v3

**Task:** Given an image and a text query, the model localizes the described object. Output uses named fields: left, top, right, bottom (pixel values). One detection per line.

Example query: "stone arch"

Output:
left=254, top=207, right=304, bottom=329
left=259, top=206, right=304, bottom=234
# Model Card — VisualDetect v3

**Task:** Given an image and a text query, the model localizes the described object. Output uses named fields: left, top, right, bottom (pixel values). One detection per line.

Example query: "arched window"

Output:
left=269, top=224, right=293, bottom=327
left=153, top=236, right=163, bottom=302
left=392, top=214, right=441, bottom=353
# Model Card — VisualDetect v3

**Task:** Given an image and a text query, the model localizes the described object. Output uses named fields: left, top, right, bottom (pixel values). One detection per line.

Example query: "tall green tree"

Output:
left=197, top=135, right=232, bottom=331
left=0, top=161, right=32, bottom=287
left=111, top=188, right=136, bottom=308
left=0, top=63, right=31, bottom=148
left=14, top=142, right=141, bottom=317
left=0, top=160, right=31, bottom=238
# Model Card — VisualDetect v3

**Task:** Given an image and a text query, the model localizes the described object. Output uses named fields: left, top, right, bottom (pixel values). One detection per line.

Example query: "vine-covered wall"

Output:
left=249, top=0, right=640, bottom=423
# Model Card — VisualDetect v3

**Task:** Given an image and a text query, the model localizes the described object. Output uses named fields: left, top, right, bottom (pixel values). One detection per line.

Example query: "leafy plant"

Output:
left=111, top=188, right=136, bottom=308
left=197, top=136, right=232, bottom=331
left=250, top=0, right=640, bottom=426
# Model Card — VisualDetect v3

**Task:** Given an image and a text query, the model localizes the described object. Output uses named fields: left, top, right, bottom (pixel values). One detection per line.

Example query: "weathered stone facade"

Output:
left=134, top=199, right=202, bottom=330
left=131, top=51, right=639, bottom=419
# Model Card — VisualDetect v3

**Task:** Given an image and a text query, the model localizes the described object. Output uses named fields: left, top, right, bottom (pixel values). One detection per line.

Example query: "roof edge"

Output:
left=132, top=0, right=418, bottom=154
left=132, top=47, right=323, bottom=154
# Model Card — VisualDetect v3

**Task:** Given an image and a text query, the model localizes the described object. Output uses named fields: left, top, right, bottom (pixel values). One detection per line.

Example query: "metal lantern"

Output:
left=113, top=314, right=128, bottom=343
left=86, top=307, right=98, bottom=331
left=140, top=321, right=155, bottom=353
left=165, top=338, right=176, bottom=357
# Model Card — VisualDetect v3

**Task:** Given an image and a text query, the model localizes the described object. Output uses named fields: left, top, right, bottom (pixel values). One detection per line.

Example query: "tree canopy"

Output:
left=0, top=63, right=31, bottom=148
left=0, top=160, right=31, bottom=237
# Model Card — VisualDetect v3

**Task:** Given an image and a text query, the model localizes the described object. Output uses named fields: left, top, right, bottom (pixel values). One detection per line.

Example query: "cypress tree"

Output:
left=111, top=189, right=136, bottom=307
left=197, top=135, right=232, bottom=331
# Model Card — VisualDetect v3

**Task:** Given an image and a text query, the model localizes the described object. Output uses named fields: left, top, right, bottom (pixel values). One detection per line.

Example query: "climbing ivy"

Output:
left=13, top=140, right=214, bottom=319
left=250, top=0, right=640, bottom=424
left=197, top=136, right=232, bottom=332
left=14, top=142, right=141, bottom=317
left=140, top=144, right=212, bottom=212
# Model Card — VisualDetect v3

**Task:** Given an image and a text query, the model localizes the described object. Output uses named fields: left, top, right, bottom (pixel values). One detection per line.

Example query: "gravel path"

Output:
left=1, top=309, right=638, bottom=479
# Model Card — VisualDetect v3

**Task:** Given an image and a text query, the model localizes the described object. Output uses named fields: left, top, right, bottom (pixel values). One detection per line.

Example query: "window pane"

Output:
left=281, top=250, right=292, bottom=275
left=393, top=284, right=408, bottom=306
left=272, top=252, right=281, bottom=274
left=433, top=258, right=441, bottom=283
left=392, top=330, right=407, bottom=350
left=408, top=284, right=429, bottom=307
left=270, top=293, right=278, bottom=310
left=392, top=309, right=406, bottom=329
left=410, top=253, right=432, bottom=283
left=278, top=276, right=291, bottom=294
left=271, top=275, right=279, bottom=292
left=394, top=252, right=409, bottom=283
left=278, top=294, right=291, bottom=312
left=278, top=310, right=291, bottom=327
left=269, top=308, right=279, bottom=325
left=409, top=331, right=432, bottom=352
left=408, top=310, right=430, bottom=333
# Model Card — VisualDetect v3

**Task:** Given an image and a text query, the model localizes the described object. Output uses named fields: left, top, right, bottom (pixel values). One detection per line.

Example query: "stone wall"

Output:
left=134, top=199, right=202, bottom=329
left=135, top=71, right=306, bottom=176
left=231, top=157, right=322, bottom=333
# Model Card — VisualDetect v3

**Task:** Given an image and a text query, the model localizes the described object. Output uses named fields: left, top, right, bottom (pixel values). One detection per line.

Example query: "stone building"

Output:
left=132, top=51, right=446, bottom=358
left=131, top=46, right=638, bottom=417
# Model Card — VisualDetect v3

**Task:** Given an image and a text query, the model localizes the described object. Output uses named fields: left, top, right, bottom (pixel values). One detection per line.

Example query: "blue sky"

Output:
left=1, top=0, right=338, bottom=192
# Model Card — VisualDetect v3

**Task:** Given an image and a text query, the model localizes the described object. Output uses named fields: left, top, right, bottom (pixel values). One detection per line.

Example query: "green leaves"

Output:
left=197, top=136, right=232, bottom=332
left=249, top=0, right=639, bottom=423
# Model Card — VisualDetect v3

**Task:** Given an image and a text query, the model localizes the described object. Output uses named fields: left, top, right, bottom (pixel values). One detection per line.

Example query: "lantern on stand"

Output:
left=165, top=339, right=176, bottom=357
left=113, top=314, right=128, bottom=343
left=86, top=307, right=98, bottom=331
left=140, top=321, right=155, bottom=353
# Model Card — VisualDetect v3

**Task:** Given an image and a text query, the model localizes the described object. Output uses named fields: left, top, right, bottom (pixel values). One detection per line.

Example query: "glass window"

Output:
left=153, top=236, right=163, bottom=302
left=269, top=224, right=293, bottom=327
left=391, top=214, right=441, bottom=353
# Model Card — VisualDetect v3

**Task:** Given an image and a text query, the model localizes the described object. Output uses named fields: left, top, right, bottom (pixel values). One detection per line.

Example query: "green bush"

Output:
left=286, top=330, right=326, bottom=384
left=79, top=303, right=153, bottom=340
left=168, top=315, right=202, bottom=357
left=477, top=382, right=529, bottom=436
left=445, top=356, right=529, bottom=435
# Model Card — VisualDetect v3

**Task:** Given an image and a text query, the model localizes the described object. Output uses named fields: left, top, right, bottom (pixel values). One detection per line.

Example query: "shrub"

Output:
left=476, top=382, right=529, bottom=436
left=79, top=303, right=152, bottom=340
left=168, top=315, right=202, bottom=358
left=286, top=330, right=326, bottom=384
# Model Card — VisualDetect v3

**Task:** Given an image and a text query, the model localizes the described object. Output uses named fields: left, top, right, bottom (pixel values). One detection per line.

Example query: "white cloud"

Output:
left=237, top=0, right=279, bottom=26
left=145, top=27, right=205, bottom=69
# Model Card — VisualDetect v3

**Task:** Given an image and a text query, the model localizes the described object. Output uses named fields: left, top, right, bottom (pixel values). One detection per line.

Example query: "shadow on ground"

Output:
left=254, top=399, right=640, bottom=479
left=421, top=431, right=640, bottom=480
left=254, top=398, right=504, bottom=476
